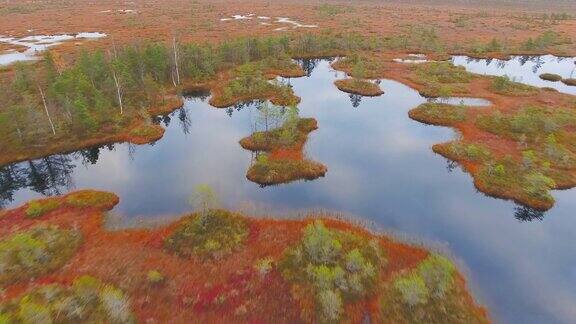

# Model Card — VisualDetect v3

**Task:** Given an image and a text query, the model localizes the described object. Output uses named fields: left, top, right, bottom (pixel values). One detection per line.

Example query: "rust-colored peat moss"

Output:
left=334, top=79, right=384, bottom=97
left=399, top=66, right=576, bottom=211
left=0, top=190, right=489, bottom=323
left=239, top=118, right=327, bottom=186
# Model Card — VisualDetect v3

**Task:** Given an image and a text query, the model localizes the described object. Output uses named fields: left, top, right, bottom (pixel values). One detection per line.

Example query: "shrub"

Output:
left=0, top=225, right=82, bottom=285
left=524, top=172, right=555, bottom=201
left=164, top=209, right=249, bottom=259
left=100, top=285, right=133, bottom=323
left=562, top=78, right=576, bottom=86
left=394, top=273, right=429, bottom=306
left=416, top=254, right=456, bottom=298
left=494, top=164, right=506, bottom=177
left=254, top=257, right=274, bottom=276
left=382, top=254, right=487, bottom=323
left=280, top=221, right=383, bottom=321
left=147, top=270, right=165, bottom=284
left=0, top=276, right=134, bottom=323
left=318, top=289, right=343, bottom=321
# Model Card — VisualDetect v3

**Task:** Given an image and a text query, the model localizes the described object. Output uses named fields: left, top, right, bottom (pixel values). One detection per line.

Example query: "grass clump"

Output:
left=334, top=79, right=383, bottom=97
left=280, top=221, right=384, bottom=322
left=381, top=254, right=487, bottom=324
left=562, top=78, right=576, bottom=86
left=539, top=73, right=562, bottom=82
left=0, top=275, right=134, bottom=323
left=489, top=76, right=538, bottom=96
left=130, top=124, right=161, bottom=137
left=164, top=209, right=249, bottom=260
left=412, top=62, right=473, bottom=97
left=317, top=3, right=346, bottom=17
left=408, top=103, right=469, bottom=126
left=65, top=190, right=118, bottom=209
left=25, top=198, right=61, bottom=218
left=0, top=225, right=82, bottom=285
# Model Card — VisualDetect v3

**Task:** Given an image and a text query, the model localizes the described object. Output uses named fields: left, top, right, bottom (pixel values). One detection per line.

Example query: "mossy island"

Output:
left=334, top=79, right=384, bottom=97
left=0, top=190, right=489, bottom=323
left=539, top=73, right=562, bottom=82
left=239, top=104, right=327, bottom=186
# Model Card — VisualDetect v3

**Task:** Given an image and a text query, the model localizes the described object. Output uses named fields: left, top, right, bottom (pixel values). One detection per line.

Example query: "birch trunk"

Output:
left=173, top=36, right=180, bottom=85
left=38, top=86, right=56, bottom=135
left=112, top=70, right=124, bottom=115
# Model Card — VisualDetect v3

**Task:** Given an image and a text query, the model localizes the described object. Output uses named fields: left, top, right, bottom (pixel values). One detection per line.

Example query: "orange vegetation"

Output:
left=0, top=190, right=488, bottom=323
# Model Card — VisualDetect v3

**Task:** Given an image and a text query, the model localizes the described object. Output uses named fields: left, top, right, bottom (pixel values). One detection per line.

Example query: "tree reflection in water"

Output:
left=349, top=93, right=363, bottom=108
left=514, top=205, right=545, bottom=222
left=0, top=155, right=75, bottom=208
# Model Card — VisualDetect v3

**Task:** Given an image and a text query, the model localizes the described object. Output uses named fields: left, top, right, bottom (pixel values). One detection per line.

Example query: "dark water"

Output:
left=2, top=59, right=576, bottom=324
left=453, top=55, right=576, bottom=95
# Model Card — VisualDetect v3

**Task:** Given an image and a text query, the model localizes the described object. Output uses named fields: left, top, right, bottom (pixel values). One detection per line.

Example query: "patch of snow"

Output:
left=393, top=58, right=429, bottom=64
left=276, top=17, right=318, bottom=28
left=0, top=32, right=107, bottom=66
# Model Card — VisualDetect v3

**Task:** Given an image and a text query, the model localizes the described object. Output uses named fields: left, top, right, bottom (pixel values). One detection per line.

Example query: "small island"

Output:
left=334, top=78, right=384, bottom=96
left=539, top=73, right=562, bottom=82
left=239, top=104, right=327, bottom=186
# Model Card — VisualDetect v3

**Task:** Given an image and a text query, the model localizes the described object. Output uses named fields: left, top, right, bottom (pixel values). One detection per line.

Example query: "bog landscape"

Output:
left=0, top=0, right=575, bottom=323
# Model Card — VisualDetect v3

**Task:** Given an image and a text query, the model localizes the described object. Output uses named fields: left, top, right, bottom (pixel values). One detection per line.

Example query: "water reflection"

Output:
left=453, top=54, right=576, bottom=95
left=514, top=205, right=545, bottom=222
left=0, top=155, right=75, bottom=207
left=349, top=93, right=363, bottom=108
left=1, top=59, right=576, bottom=323
left=295, top=57, right=335, bottom=77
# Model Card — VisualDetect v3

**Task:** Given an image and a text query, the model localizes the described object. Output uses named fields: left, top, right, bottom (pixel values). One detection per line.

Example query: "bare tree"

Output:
left=173, top=36, right=181, bottom=85
left=109, top=45, right=124, bottom=115
left=38, top=86, right=56, bottom=135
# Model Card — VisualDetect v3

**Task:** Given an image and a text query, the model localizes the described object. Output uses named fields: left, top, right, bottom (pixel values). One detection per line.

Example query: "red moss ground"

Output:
left=1, top=0, right=574, bottom=64
left=0, top=190, right=489, bottom=323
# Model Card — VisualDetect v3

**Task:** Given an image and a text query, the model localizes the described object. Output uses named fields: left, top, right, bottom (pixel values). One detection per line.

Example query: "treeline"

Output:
left=0, top=32, right=384, bottom=151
